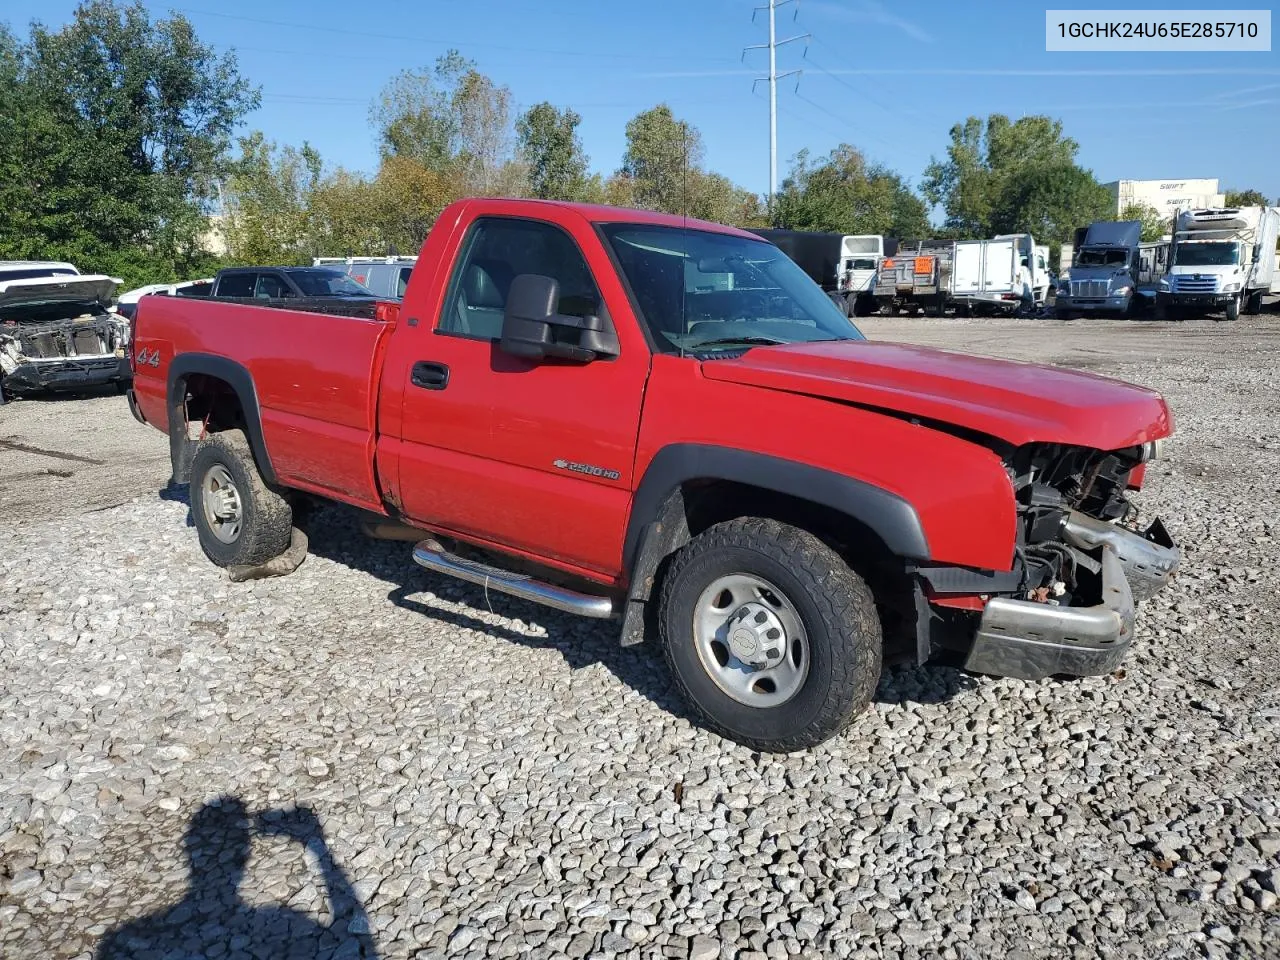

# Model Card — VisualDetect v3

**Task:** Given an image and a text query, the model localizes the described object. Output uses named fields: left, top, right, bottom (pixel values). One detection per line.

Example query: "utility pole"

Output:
left=744, top=0, right=808, bottom=210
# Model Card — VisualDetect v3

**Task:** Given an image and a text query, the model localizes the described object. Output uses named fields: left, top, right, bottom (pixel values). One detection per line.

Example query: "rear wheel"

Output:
left=658, top=517, right=883, bottom=752
left=190, top=429, right=292, bottom=567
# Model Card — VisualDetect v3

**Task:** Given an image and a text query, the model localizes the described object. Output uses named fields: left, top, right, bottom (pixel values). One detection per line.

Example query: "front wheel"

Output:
left=190, top=429, right=293, bottom=567
left=1222, top=295, right=1240, bottom=322
left=657, top=518, right=883, bottom=752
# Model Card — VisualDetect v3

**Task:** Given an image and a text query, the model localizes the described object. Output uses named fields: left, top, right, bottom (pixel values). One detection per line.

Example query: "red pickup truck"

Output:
left=128, top=198, right=1180, bottom=752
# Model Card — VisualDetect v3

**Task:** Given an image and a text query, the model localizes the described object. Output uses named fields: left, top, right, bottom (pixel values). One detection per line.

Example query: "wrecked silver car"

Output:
left=0, top=269, right=131, bottom=394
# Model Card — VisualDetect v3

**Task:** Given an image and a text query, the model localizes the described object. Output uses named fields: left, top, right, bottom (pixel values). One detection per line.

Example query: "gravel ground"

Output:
left=2, top=314, right=1279, bottom=959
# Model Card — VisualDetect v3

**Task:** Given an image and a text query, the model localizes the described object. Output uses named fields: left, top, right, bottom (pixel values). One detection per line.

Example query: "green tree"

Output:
left=1224, top=188, right=1270, bottom=207
left=1118, top=202, right=1170, bottom=242
left=992, top=162, right=1113, bottom=240
left=222, top=132, right=320, bottom=264
left=0, top=1, right=258, bottom=286
left=922, top=114, right=1091, bottom=239
left=516, top=102, right=589, bottom=201
left=307, top=169, right=386, bottom=257
left=619, top=105, right=704, bottom=214
left=773, top=145, right=930, bottom=238
left=373, top=51, right=522, bottom=198
left=370, top=155, right=461, bottom=254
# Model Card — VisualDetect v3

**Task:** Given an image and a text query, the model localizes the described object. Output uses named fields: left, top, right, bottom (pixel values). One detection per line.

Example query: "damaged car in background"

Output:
left=0, top=262, right=131, bottom=395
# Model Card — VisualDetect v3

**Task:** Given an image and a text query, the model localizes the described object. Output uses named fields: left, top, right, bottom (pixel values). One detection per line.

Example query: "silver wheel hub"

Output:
left=726, top=602, right=787, bottom=669
left=201, top=464, right=244, bottom=544
left=692, top=573, right=809, bottom=708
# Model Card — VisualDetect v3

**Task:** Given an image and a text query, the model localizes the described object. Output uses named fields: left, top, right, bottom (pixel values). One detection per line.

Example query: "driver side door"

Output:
left=388, top=210, right=652, bottom=581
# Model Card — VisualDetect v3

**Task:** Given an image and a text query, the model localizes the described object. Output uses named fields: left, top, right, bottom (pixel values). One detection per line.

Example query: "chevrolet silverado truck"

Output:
left=128, top=199, right=1181, bottom=752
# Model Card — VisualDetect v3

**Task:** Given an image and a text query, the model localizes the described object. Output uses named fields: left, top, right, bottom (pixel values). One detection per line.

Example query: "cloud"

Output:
left=806, top=0, right=935, bottom=44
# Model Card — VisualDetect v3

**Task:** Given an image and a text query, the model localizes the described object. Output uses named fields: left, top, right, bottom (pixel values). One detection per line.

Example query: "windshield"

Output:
left=1173, top=242, right=1239, bottom=267
left=289, top=269, right=374, bottom=297
left=1076, top=248, right=1128, bottom=267
left=0, top=267, right=78, bottom=282
left=600, top=224, right=863, bottom=353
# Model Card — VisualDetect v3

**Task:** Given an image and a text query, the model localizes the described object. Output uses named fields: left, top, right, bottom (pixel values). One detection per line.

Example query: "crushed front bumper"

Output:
left=1, top=355, right=132, bottom=393
left=963, top=515, right=1180, bottom=681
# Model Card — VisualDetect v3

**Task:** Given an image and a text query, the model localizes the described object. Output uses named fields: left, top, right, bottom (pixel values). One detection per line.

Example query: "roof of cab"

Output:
left=453, top=198, right=764, bottom=240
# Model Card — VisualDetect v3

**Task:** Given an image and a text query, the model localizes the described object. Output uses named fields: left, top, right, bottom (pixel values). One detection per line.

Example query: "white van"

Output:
left=312, top=256, right=417, bottom=300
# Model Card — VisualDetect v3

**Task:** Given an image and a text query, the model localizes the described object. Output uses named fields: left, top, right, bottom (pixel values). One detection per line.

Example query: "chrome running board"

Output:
left=411, top=540, right=615, bottom=619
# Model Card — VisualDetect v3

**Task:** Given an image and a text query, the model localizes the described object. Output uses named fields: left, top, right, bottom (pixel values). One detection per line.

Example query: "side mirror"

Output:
left=500, top=274, right=617, bottom=362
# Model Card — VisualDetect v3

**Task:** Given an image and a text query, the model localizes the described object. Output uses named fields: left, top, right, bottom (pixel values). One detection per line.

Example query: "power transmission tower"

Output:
left=744, top=0, right=808, bottom=210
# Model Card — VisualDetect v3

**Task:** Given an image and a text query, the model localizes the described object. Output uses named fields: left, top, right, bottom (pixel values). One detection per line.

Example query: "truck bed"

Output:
left=131, top=297, right=394, bottom=511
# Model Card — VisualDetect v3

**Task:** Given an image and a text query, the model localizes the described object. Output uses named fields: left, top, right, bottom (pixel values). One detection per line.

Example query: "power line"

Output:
left=791, top=89, right=898, bottom=153
left=180, top=7, right=740, bottom=64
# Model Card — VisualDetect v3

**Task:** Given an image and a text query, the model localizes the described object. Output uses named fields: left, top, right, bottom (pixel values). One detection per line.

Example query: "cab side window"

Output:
left=438, top=218, right=603, bottom=340
left=255, top=273, right=292, bottom=299
left=217, top=273, right=255, bottom=298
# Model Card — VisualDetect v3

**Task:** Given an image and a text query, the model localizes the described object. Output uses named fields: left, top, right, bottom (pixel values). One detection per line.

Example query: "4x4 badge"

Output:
left=553, top=458, right=620, bottom=481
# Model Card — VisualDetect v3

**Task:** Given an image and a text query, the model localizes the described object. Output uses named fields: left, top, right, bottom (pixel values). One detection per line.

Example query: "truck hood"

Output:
left=0, top=275, right=120, bottom=315
left=1068, top=265, right=1130, bottom=281
left=700, top=340, right=1171, bottom=449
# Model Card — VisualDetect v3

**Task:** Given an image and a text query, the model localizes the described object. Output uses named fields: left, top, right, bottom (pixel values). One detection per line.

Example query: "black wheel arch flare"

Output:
left=618, top=443, right=931, bottom=645
left=165, top=353, right=276, bottom=485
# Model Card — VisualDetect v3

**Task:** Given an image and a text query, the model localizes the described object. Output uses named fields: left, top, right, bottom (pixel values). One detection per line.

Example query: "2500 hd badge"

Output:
left=553, top=458, right=621, bottom=481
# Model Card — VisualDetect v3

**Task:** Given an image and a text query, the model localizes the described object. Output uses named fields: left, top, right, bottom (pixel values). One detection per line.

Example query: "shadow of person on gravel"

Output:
left=95, top=796, right=379, bottom=960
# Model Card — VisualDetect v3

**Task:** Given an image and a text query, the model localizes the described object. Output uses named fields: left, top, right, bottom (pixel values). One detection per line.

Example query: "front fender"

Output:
left=623, top=444, right=930, bottom=573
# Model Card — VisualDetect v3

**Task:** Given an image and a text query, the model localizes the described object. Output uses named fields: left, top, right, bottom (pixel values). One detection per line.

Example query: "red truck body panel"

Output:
left=133, top=197, right=1174, bottom=592
left=132, top=297, right=393, bottom=512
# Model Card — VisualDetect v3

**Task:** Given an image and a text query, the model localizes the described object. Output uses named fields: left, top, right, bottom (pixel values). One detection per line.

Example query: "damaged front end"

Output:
left=0, top=277, right=131, bottom=394
left=920, top=440, right=1180, bottom=681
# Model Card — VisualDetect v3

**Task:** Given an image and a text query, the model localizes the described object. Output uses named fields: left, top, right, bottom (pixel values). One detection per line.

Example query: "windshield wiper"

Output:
left=690, top=335, right=788, bottom=350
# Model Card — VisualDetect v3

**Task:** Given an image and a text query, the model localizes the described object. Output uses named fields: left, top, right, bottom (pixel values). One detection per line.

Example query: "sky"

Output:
left=6, top=0, right=1280, bottom=206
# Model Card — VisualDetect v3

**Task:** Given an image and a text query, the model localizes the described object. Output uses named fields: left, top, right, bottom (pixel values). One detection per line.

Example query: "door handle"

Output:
left=411, top=361, right=450, bottom=390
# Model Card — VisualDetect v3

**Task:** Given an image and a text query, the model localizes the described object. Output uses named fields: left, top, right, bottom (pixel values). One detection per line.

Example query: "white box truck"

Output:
left=952, top=235, right=1037, bottom=315
left=1157, top=206, right=1280, bottom=320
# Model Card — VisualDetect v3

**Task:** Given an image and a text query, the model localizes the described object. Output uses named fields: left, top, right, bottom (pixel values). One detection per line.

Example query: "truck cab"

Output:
left=1056, top=221, right=1145, bottom=320
left=837, top=235, right=887, bottom=316
left=1159, top=207, right=1280, bottom=320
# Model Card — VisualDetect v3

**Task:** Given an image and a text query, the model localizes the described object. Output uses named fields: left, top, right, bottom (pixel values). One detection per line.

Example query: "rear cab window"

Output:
left=216, top=273, right=256, bottom=298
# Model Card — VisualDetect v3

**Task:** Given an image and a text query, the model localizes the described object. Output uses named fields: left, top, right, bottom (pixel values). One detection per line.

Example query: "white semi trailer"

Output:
left=1158, top=206, right=1280, bottom=320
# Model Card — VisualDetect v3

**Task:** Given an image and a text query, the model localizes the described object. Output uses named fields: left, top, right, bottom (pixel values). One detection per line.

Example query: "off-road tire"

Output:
left=189, top=429, right=292, bottom=568
left=657, top=517, right=883, bottom=752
